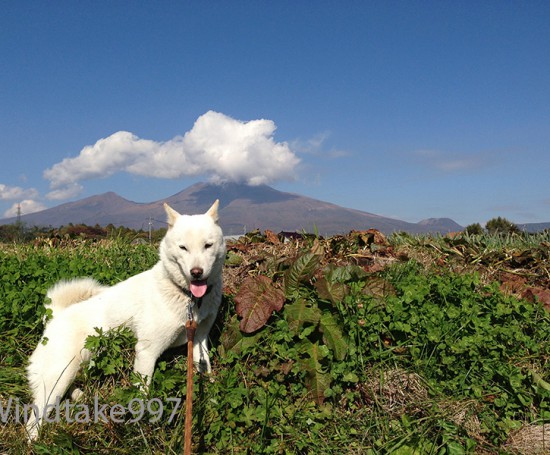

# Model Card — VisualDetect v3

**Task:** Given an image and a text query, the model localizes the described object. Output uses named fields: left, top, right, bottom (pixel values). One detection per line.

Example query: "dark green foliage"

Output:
left=486, top=217, right=520, bottom=235
left=464, top=222, right=483, bottom=235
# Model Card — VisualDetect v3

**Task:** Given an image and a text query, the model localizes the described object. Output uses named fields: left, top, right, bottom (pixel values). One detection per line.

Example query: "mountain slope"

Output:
left=417, top=218, right=464, bottom=233
left=2, top=182, right=464, bottom=235
left=518, top=222, right=550, bottom=233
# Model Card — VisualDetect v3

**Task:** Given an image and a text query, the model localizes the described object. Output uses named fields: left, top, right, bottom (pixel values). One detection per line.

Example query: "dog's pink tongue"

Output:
left=190, top=280, right=207, bottom=298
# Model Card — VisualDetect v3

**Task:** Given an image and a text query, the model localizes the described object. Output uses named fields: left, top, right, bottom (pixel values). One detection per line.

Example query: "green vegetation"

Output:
left=485, top=217, right=521, bottom=236
left=0, top=230, right=548, bottom=454
left=0, top=222, right=167, bottom=243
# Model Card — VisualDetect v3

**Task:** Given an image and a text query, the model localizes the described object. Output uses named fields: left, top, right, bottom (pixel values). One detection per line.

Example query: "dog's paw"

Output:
left=26, top=423, right=39, bottom=443
left=70, top=387, right=84, bottom=401
left=194, top=358, right=211, bottom=375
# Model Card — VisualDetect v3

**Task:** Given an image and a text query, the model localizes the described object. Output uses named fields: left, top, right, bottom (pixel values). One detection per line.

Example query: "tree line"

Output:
left=0, top=216, right=539, bottom=244
left=0, top=222, right=167, bottom=243
left=464, top=217, right=522, bottom=236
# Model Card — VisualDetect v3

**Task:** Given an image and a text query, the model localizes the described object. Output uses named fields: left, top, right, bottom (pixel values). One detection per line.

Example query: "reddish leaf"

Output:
left=264, top=229, right=281, bottom=244
left=522, top=287, right=550, bottom=311
left=362, top=277, right=396, bottom=299
left=351, top=229, right=389, bottom=247
left=499, top=272, right=527, bottom=295
left=235, top=275, right=285, bottom=333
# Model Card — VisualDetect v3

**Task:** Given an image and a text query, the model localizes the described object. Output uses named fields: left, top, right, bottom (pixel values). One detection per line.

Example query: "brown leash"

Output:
left=184, top=319, right=197, bottom=454
left=184, top=299, right=198, bottom=455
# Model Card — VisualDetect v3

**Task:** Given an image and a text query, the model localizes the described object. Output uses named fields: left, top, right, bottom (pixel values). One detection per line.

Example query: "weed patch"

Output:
left=0, top=233, right=548, bottom=453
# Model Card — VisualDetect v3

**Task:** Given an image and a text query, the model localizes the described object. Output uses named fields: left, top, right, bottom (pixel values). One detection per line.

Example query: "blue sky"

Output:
left=1, top=1, right=549, bottom=227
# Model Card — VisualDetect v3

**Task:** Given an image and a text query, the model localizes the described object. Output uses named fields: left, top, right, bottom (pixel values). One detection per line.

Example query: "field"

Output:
left=0, top=229, right=549, bottom=454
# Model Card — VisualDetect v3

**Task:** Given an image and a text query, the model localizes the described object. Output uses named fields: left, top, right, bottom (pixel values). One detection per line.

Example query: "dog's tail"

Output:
left=46, top=278, right=106, bottom=317
left=26, top=315, right=93, bottom=440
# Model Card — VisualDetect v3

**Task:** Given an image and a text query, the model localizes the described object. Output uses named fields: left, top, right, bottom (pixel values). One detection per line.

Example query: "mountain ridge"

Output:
left=1, top=182, right=473, bottom=235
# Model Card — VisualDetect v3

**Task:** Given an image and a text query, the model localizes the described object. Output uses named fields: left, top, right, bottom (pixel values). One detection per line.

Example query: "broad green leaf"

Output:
left=284, top=252, right=322, bottom=297
left=315, top=277, right=349, bottom=304
left=326, top=264, right=368, bottom=283
left=319, top=313, right=348, bottom=361
left=284, top=298, right=321, bottom=336
left=298, top=341, right=330, bottom=405
left=225, top=250, right=244, bottom=267
left=219, top=315, right=262, bottom=355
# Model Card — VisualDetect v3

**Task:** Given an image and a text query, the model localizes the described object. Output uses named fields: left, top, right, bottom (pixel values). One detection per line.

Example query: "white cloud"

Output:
left=44, top=111, right=301, bottom=197
left=46, top=183, right=83, bottom=201
left=3, top=199, right=47, bottom=218
left=0, top=184, right=39, bottom=201
left=291, top=131, right=351, bottom=159
left=291, top=132, right=331, bottom=154
left=413, top=149, right=485, bottom=172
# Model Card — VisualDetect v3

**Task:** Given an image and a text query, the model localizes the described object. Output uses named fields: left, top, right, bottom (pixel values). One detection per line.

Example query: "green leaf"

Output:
left=315, top=276, right=348, bottom=304
left=284, top=252, right=322, bottom=297
left=298, top=341, right=330, bottom=405
left=319, top=313, right=348, bottom=361
left=342, top=372, right=359, bottom=383
left=225, top=250, right=244, bottom=267
left=530, top=369, right=550, bottom=391
left=284, top=298, right=321, bottom=336
left=220, top=315, right=263, bottom=355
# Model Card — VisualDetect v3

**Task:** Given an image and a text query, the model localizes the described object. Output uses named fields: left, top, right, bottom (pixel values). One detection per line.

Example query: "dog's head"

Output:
left=160, top=200, right=225, bottom=297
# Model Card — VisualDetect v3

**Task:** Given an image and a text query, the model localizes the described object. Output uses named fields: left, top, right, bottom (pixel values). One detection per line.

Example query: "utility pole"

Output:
left=16, top=203, right=23, bottom=238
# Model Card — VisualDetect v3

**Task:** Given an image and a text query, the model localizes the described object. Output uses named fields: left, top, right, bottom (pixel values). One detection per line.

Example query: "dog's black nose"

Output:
left=190, top=267, right=203, bottom=279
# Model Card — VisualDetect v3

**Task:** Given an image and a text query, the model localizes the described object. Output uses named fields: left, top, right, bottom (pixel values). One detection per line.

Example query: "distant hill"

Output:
left=417, top=218, right=464, bottom=233
left=518, top=222, right=550, bottom=233
left=1, top=182, right=465, bottom=235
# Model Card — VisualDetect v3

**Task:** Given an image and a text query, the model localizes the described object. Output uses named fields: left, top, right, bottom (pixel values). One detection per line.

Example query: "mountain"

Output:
left=1, top=182, right=464, bottom=235
left=417, top=218, right=464, bottom=233
left=518, top=222, right=550, bottom=233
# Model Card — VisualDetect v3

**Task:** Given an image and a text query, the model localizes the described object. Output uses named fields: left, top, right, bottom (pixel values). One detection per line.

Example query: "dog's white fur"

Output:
left=26, top=201, right=225, bottom=440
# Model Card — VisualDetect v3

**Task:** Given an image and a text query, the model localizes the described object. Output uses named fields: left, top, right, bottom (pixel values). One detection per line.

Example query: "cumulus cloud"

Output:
left=3, top=199, right=47, bottom=218
left=0, top=184, right=39, bottom=201
left=44, top=111, right=300, bottom=197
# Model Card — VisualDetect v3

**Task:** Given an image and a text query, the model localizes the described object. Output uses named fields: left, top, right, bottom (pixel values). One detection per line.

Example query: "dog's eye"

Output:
left=179, top=245, right=187, bottom=251
left=204, top=243, right=213, bottom=250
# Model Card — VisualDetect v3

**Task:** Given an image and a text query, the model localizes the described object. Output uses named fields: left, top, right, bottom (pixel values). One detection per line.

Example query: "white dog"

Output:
left=26, top=201, right=225, bottom=440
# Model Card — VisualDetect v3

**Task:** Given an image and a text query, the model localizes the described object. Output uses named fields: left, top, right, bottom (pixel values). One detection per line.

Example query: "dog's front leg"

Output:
left=133, top=340, right=162, bottom=388
left=193, top=312, right=217, bottom=374
left=193, top=335, right=211, bottom=374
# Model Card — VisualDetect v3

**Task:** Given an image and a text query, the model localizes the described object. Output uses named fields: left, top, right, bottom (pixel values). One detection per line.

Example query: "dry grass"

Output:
left=505, top=423, right=550, bottom=454
left=361, top=367, right=430, bottom=417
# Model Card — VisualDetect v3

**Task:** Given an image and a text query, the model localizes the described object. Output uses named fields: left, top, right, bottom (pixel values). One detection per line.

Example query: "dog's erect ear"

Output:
left=164, top=203, right=180, bottom=228
left=206, top=199, right=220, bottom=223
